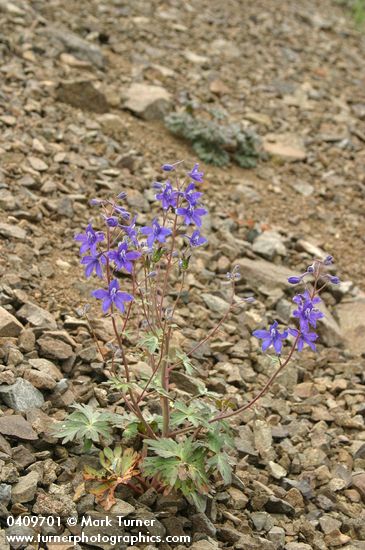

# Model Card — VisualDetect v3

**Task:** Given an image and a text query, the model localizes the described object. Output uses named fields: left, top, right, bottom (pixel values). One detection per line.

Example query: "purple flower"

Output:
left=140, top=219, right=171, bottom=248
left=104, top=216, right=119, bottom=227
left=292, top=290, right=324, bottom=332
left=289, top=328, right=318, bottom=352
left=120, top=216, right=139, bottom=247
left=188, top=163, right=204, bottom=183
left=155, top=181, right=178, bottom=210
left=92, top=279, right=133, bottom=313
left=253, top=320, right=288, bottom=354
left=108, top=242, right=141, bottom=273
left=74, top=224, right=104, bottom=255
left=176, top=204, right=207, bottom=227
left=80, top=253, right=106, bottom=278
left=329, top=276, right=340, bottom=284
left=183, top=183, right=202, bottom=206
left=186, top=229, right=207, bottom=247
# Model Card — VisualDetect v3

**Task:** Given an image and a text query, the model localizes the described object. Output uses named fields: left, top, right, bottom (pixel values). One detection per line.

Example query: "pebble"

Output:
left=192, top=512, right=217, bottom=537
left=263, top=133, right=307, bottom=162
left=268, top=461, right=287, bottom=479
left=11, top=470, right=39, bottom=503
left=0, top=415, right=38, bottom=440
left=37, top=336, right=73, bottom=360
left=336, top=297, right=365, bottom=355
left=0, top=378, right=44, bottom=411
left=253, top=231, right=287, bottom=260
left=124, top=83, right=171, bottom=120
left=0, top=222, right=26, bottom=240
left=56, top=80, right=109, bottom=113
left=265, top=496, right=295, bottom=516
left=0, top=306, right=23, bottom=337
left=17, top=303, right=57, bottom=329
left=28, top=156, right=48, bottom=172
left=268, top=526, right=286, bottom=547
left=201, top=293, right=228, bottom=314
left=49, top=27, right=105, bottom=68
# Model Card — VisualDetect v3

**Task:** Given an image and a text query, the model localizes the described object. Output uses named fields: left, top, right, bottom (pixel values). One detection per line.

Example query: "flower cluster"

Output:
left=74, top=163, right=208, bottom=314
left=253, top=258, right=340, bottom=355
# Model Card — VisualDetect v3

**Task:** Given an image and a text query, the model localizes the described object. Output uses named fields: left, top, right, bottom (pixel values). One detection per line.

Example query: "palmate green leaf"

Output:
left=53, top=404, right=116, bottom=446
left=139, top=329, right=163, bottom=354
left=207, top=452, right=233, bottom=485
left=145, top=438, right=181, bottom=459
left=170, top=401, right=210, bottom=429
left=142, top=456, right=180, bottom=487
left=175, top=350, right=197, bottom=375
left=143, top=438, right=211, bottom=502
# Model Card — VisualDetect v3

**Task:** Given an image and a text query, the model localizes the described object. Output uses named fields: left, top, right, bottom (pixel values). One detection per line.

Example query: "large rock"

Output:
left=201, top=293, right=228, bottom=314
left=56, top=80, right=109, bottom=113
left=0, top=415, right=38, bottom=440
left=28, top=358, right=63, bottom=380
left=124, top=83, right=171, bottom=120
left=11, top=471, right=39, bottom=503
left=17, top=302, right=57, bottom=329
left=236, top=258, right=296, bottom=290
left=252, top=231, right=287, bottom=260
left=263, top=133, right=307, bottom=162
left=0, top=378, right=44, bottom=411
left=317, top=301, right=343, bottom=348
left=37, top=336, right=73, bottom=360
left=0, top=307, right=23, bottom=337
left=336, top=297, right=365, bottom=355
left=49, top=27, right=105, bottom=68
left=0, top=222, right=26, bottom=240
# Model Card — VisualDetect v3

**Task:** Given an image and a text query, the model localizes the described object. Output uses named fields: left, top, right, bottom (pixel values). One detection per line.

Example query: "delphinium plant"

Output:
left=55, top=162, right=340, bottom=510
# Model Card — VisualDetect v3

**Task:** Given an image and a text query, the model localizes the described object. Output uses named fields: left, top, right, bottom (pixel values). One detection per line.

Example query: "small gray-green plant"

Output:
left=55, top=162, right=340, bottom=510
left=165, top=110, right=260, bottom=168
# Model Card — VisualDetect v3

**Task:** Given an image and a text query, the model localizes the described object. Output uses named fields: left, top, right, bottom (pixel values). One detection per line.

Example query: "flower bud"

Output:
left=287, top=276, right=302, bottom=284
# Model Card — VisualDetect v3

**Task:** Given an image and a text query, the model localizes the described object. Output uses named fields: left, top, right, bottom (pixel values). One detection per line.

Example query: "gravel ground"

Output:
left=0, top=0, right=365, bottom=549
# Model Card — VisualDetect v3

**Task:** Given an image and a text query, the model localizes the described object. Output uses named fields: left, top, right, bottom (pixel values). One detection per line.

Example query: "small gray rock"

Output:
left=253, top=231, right=287, bottom=260
left=56, top=80, right=109, bottom=113
left=0, top=222, right=26, bottom=240
left=11, top=471, right=39, bottom=503
left=124, top=83, right=171, bottom=120
left=37, top=336, right=73, bottom=360
left=0, top=378, right=44, bottom=411
left=268, top=526, right=286, bottom=547
left=109, top=499, right=135, bottom=517
left=265, top=496, right=295, bottom=516
left=201, top=293, right=228, bottom=314
left=0, top=415, right=38, bottom=440
left=50, top=27, right=105, bottom=68
left=0, top=484, right=11, bottom=506
left=0, top=306, right=23, bottom=337
left=192, top=512, right=217, bottom=537
left=17, top=303, right=57, bottom=329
